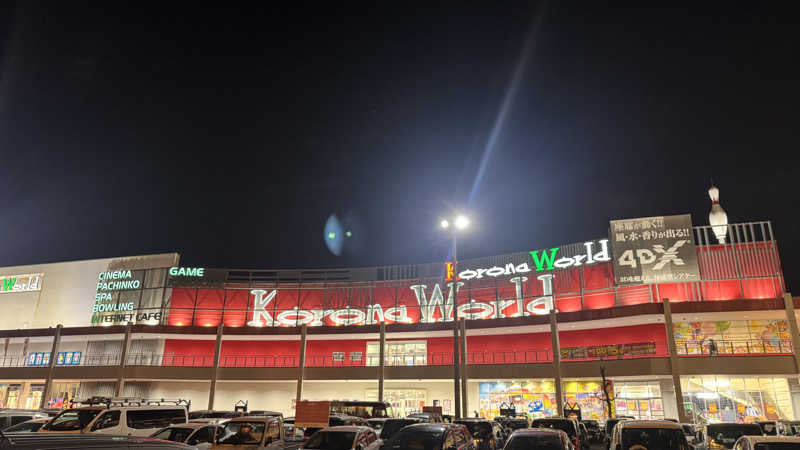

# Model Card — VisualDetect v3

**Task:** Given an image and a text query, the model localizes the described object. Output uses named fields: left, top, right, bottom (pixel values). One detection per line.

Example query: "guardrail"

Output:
left=677, top=338, right=792, bottom=356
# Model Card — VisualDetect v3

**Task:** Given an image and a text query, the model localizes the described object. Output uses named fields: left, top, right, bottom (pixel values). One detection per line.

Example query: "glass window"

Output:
left=91, top=411, right=121, bottom=430
left=43, top=408, right=102, bottom=431
left=188, top=427, right=214, bottom=444
left=11, top=415, right=33, bottom=425
left=621, top=428, right=686, bottom=450
left=152, top=427, right=193, bottom=442
left=126, top=409, right=186, bottom=429
left=217, top=421, right=266, bottom=445
left=506, top=435, right=563, bottom=450
left=332, top=352, right=345, bottom=362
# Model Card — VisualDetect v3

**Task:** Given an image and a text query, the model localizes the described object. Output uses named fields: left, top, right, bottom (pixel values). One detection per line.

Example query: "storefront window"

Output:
left=681, top=376, right=794, bottom=423
left=478, top=380, right=557, bottom=419
left=365, top=389, right=427, bottom=417
left=366, top=341, right=426, bottom=367
left=614, top=382, right=664, bottom=420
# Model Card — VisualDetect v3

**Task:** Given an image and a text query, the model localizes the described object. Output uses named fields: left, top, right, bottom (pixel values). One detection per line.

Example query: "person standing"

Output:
left=708, top=338, right=718, bottom=356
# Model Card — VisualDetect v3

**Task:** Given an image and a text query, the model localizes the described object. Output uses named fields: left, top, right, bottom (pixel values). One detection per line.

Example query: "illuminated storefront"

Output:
left=681, top=376, right=794, bottom=422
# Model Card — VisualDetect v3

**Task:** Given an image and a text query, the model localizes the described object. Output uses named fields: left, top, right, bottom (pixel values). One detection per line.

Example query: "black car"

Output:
left=495, top=417, right=529, bottom=433
left=604, top=418, right=629, bottom=449
left=455, top=418, right=505, bottom=450
left=582, top=420, right=602, bottom=442
left=532, top=418, right=582, bottom=450
left=380, top=418, right=423, bottom=441
left=385, top=423, right=476, bottom=450
left=408, top=412, right=444, bottom=423
left=303, top=414, right=369, bottom=437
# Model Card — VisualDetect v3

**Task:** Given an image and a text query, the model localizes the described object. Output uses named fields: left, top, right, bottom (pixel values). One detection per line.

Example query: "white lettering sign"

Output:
left=0, top=273, right=43, bottom=294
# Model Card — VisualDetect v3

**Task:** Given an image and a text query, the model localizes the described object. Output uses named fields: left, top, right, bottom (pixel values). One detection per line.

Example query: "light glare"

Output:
left=440, top=219, right=449, bottom=229
left=455, top=215, right=469, bottom=229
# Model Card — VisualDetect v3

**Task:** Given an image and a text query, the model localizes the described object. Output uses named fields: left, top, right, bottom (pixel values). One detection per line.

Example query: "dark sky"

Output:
left=1, top=3, right=798, bottom=289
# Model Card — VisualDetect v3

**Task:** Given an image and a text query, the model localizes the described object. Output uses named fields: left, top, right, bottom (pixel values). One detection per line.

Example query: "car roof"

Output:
left=1, top=433, right=191, bottom=448
left=707, top=422, right=762, bottom=428
left=514, top=428, right=567, bottom=436
left=400, top=423, right=461, bottom=432
left=160, top=422, right=211, bottom=430
left=320, top=426, right=371, bottom=432
left=228, top=416, right=280, bottom=423
left=619, top=420, right=682, bottom=430
left=740, top=436, right=800, bottom=444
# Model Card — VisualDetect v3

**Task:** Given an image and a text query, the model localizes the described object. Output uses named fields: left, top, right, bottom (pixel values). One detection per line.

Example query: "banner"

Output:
left=561, top=342, right=656, bottom=360
left=610, top=214, right=701, bottom=285
left=295, top=401, right=330, bottom=428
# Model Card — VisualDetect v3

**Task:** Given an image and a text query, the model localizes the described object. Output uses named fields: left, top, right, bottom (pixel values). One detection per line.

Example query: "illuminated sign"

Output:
left=28, top=351, right=82, bottom=366
left=0, top=273, right=43, bottom=294
left=245, top=275, right=555, bottom=327
left=169, top=267, right=205, bottom=277
left=446, top=240, right=610, bottom=281
left=96, top=270, right=141, bottom=293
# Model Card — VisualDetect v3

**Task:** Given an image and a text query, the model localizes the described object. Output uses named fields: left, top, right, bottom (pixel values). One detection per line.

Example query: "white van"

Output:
left=39, top=404, right=188, bottom=436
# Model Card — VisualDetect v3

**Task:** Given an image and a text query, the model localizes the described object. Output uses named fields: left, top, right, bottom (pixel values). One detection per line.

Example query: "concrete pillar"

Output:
left=549, top=309, right=563, bottom=417
left=460, top=319, right=469, bottom=418
left=40, top=324, right=62, bottom=408
left=378, top=322, right=386, bottom=402
left=782, top=293, right=800, bottom=374
left=663, top=299, right=688, bottom=422
left=21, top=337, right=29, bottom=366
left=115, top=323, right=133, bottom=397
left=207, top=323, right=224, bottom=409
left=453, top=318, right=461, bottom=418
left=295, top=325, right=308, bottom=406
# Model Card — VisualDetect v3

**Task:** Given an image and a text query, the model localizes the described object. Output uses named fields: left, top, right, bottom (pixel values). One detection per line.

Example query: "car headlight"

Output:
left=709, top=439, right=725, bottom=450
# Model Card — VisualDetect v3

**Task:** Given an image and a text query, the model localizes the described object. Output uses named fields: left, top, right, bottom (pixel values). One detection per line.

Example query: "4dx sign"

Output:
left=616, top=240, right=690, bottom=269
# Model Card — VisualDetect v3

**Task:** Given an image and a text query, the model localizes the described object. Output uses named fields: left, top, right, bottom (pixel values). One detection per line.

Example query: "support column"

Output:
left=453, top=317, right=461, bottom=419
left=207, top=323, right=224, bottom=410
left=663, top=299, right=688, bottom=422
left=115, top=323, right=133, bottom=397
left=378, top=322, right=386, bottom=402
left=40, top=324, right=62, bottom=409
left=460, top=318, right=468, bottom=418
left=21, top=337, right=29, bottom=366
left=549, top=309, right=563, bottom=417
left=782, top=293, right=800, bottom=373
left=295, top=325, right=308, bottom=407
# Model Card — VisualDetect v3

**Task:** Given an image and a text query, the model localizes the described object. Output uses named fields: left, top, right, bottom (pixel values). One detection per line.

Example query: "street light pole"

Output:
left=441, top=215, right=469, bottom=419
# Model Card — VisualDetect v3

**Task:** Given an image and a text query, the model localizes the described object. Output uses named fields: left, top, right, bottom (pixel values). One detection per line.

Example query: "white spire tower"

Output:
left=708, top=183, right=728, bottom=244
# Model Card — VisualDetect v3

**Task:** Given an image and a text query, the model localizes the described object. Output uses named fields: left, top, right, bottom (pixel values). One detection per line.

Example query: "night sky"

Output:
left=1, top=3, right=798, bottom=289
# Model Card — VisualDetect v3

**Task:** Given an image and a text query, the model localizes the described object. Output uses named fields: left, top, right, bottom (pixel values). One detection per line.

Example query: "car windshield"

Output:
left=4, top=421, right=45, bottom=432
left=217, top=421, right=266, bottom=445
left=682, top=425, right=694, bottom=435
left=621, top=428, right=686, bottom=450
left=455, top=421, right=492, bottom=437
left=332, top=404, right=391, bottom=419
left=760, top=423, right=777, bottom=435
left=303, top=431, right=356, bottom=450
left=583, top=421, right=599, bottom=429
left=151, top=427, right=194, bottom=442
left=381, top=420, right=417, bottom=440
left=755, top=444, right=800, bottom=450
left=506, top=435, right=564, bottom=450
left=706, top=425, right=764, bottom=449
left=505, top=420, right=529, bottom=430
left=44, top=409, right=101, bottom=431
left=388, top=429, right=444, bottom=450
left=533, top=420, right=576, bottom=438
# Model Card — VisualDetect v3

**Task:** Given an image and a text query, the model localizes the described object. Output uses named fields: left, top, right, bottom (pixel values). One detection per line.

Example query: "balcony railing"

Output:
left=677, top=338, right=793, bottom=356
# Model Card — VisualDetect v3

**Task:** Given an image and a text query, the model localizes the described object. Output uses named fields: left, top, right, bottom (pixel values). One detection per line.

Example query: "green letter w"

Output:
left=2, top=277, right=16, bottom=291
left=529, top=248, right=559, bottom=271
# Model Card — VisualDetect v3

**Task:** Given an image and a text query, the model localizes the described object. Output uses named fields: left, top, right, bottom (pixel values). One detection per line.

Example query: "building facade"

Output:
left=0, top=217, right=797, bottom=425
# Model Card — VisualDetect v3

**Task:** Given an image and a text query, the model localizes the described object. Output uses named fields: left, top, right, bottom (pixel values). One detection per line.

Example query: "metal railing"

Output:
left=219, top=355, right=297, bottom=368
left=677, top=338, right=793, bottom=356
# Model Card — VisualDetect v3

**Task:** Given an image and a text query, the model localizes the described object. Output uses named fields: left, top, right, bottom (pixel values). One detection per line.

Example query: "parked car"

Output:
left=152, top=422, right=221, bottom=449
left=366, top=418, right=388, bottom=430
left=0, top=410, right=50, bottom=430
left=189, top=411, right=243, bottom=421
left=329, top=401, right=393, bottom=419
left=609, top=419, right=689, bottom=450
left=378, top=418, right=422, bottom=441
left=581, top=420, right=601, bottom=442
left=694, top=423, right=764, bottom=450
left=532, top=418, right=582, bottom=450
left=495, top=417, right=529, bottom=434
left=503, top=428, right=573, bottom=450
left=384, top=423, right=476, bottom=450
left=249, top=411, right=285, bottom=420
left=733, top=435, right=800, bottom=450
left=39, top=404, right=188, bottom=436
left=788, top=421, right=800, bottom=436
left=681, top=424, right=696, bottom=443
left=757, top=421, right=794, bottom=437
left=0, top=432, right=199, bottom=449
left=2, top=417, right=51, bottom=433
left=301, top=414, right=369, bottom=438
left=408, top=412, right=444, bottom=423
left=577, top=423, right=590, bottom=450
left=213, top=415, right=300, bottom=450
left=455, top=418, right=506, bottom=450
left=604, top=418, right=630, bottom=449
left=300, top=426, right=381, bottom=450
